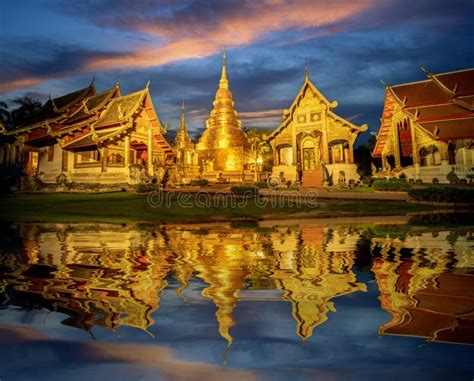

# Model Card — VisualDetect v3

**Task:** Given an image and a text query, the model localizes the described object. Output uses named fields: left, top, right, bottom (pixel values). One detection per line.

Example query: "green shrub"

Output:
left=409, top=187, right=474, bottom=203
left=446, top=171, right=459, bottom=184
left=372, top=178, right=411, bottom=191
left=230, top=185, right=259, bottom=196
left=190, top=179, right=209, bottom=186
left=134, top=184, right=159, bottom=193
left=257, top=182, right=269, bottom=189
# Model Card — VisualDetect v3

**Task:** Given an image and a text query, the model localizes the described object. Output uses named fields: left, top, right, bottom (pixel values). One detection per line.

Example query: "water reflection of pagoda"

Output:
left=371, top=231, right=474, bottom=345
left=0, top=223, right=367, bottom=344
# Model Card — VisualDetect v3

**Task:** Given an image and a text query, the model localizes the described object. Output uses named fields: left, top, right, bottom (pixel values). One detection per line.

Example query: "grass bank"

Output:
left=0, top=192, right=450, bottom=224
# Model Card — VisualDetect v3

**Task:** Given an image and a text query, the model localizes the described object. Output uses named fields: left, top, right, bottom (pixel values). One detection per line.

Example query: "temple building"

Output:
left=173, top=99, right=199, bottom=183
left=195, top=50, right=253, bottom=182
left=266, top=68, right=367, bottom=187
left=0, top=80, right=174, bottom=187
left=372, top=68, right=474, bottom=183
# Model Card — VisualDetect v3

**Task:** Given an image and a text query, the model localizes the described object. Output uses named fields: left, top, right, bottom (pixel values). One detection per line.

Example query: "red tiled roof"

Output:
left=373, top=68, right=474, bottom=157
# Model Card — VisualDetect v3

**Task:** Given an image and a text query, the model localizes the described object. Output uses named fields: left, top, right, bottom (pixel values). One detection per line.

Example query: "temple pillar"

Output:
left=409, top=119, right=420, bottom=179
left=392, top=120, right=401, bottom=168
left=101, top=147, right=108, bottom=173
left=439, top=142, right=449, bottom=165
left=409, top=118, right=419, bottom=165
left=322, top=113, right=329, bottom=164
left=291, top=122, right=297, bottom=167
left=147, top=127, right=154, bottom=176
left=348, top=143, right=354, bottom=164
left=271, top=141, right=278, bottom=166
left=124, top=136, right=130, bottom=172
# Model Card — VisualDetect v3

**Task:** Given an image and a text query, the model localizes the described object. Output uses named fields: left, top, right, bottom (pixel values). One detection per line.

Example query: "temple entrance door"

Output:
left=303, top=148, right=316, bottom=170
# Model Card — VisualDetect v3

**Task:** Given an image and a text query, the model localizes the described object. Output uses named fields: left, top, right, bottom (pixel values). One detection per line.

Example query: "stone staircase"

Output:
left=301, top=169, right=324, bottom=187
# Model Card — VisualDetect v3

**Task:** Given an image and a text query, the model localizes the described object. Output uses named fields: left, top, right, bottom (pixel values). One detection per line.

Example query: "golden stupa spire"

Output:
left=180, top=97, right=186, bottom=132
left=219, top=48, right=229, bottom=90
left=174, top=98, right=192, bottom=148
left=305, top=62, right=309, bottom=82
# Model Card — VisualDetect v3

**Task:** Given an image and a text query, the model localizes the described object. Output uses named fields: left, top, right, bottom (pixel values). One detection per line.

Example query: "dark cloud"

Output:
left=0, top=0, right=472, bottom=145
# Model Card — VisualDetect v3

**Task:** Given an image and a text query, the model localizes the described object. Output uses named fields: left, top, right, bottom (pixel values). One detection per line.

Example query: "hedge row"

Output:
left=372, top=178, right=412, bottom=192
left=190, top=179, right=209, bottom=186
left=409, top=187, right=474, bottom=203
left=230, top=185, right=259, bottom=196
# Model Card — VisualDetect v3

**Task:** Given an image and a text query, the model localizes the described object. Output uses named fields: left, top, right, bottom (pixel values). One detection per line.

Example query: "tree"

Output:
left=0, top=101, right=10, bottom=127
left=354, top=134, right=376, bottom=178
left=10, top=96, right=42, bottom=126
left=244, top=128, right=273, bottom=172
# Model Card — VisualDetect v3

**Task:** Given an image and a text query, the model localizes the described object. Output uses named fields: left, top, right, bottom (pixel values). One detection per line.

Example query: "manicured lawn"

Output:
left=0, top=192, right=445, bottom=224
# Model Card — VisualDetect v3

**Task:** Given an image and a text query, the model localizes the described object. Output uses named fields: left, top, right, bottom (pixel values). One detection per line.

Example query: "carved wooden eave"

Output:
left=421, top=67, right=474, bottom=112
left=328, top=111, right=367, bottom=133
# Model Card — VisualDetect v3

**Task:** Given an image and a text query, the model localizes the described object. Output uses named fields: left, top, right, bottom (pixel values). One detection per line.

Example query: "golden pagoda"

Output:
left=174, top=99, right=199, bottom=182
left=196, top=50, right=252, bottom=182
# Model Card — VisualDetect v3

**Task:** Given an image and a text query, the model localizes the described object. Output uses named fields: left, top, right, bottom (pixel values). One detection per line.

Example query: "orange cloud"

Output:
left=0, top=76, right=46, bottom=93
left=2, top=0, right=375, bottom=93
left=86, top=1, right=374, bottom=71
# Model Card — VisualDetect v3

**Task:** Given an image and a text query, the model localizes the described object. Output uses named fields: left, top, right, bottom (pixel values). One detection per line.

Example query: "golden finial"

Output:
left=421, top=66, right=432, bottom=77
left=219, top=48, right=229, bottom=89
left=305, top=62, right=309, bottom=81
left=146, top=80, right=150, bottom=89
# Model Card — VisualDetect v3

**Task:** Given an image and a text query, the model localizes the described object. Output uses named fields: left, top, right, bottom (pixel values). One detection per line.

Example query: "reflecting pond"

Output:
left=0, top=219, right=473, bottom=381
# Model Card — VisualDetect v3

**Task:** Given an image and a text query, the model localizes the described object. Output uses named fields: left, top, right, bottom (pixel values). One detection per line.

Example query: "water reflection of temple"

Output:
left=0, top=223, right=367, bottom=343
left=267, top=226, right=366, bottom=340
left=371, top=231, right=474, bottom=345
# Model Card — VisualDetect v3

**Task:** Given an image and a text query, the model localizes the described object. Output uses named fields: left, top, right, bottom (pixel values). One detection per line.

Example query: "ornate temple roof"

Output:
left=18, top=81, right=96, bottom=129
left=373, top=68, right=474, bottom=157
left=196, top=50, right=251, bottom=151
left=62, top=83, right=174, bottom=155
left=65, top=83, right=120, bottom=125
left=267, top=68, right=367, bottom=141
left=94, top=85, right=149, bottom=128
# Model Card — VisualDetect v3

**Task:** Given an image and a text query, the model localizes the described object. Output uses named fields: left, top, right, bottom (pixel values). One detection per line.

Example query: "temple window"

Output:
left=419, top=145, right=441, bottom=166
left=310, top=112, right=321, bottom=122
left=75, top=149, right=101, bottom=166
left=278, top=145, right=293, bottom=165
left=47, top=145, right=54, bottom=162
left=108, top=153, right=124, bottom=166
left=297, top=114, right=307, bottom=123
left=328, top=140, right=349, bottom=164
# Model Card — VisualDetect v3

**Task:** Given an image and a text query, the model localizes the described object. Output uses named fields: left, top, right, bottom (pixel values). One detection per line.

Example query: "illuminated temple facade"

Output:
left=195, top=51, right=253, bottom=182
left=372, top=68, right=474, bottom=183
left=0, top=80, right=174, bottom=186
left=267, top=69, right=367, bottom=187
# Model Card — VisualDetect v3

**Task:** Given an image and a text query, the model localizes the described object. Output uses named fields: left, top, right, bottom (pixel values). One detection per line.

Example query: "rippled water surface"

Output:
left=0, top=220, right=473, bottom=381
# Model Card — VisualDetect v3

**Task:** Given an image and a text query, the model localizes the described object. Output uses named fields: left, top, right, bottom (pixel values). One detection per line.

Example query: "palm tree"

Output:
left=10, top=96, right=42, bottom=126
left=0, top=101, right=10, bottom=126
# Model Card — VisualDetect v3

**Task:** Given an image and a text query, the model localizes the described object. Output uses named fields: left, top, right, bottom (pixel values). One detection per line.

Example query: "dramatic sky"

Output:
left=1, top=0, right=473, bottom=144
